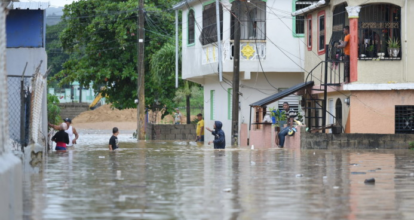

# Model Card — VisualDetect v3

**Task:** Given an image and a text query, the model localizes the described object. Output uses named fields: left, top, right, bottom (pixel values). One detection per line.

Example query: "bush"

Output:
left=47, top=94, right=61, bottom=125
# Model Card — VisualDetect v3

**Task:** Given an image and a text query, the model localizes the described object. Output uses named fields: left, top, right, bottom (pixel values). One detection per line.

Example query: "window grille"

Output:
left=188, top=10, right=195, bottom=45
left=395, top=106, right=414, bottom=134
left=331, top=3, right=347, bottom=45
left=358, top=4, right=401, bottom=59
left=231, top=0, right=266, bottom=40
left=200, top=3, right=223, bottom=45
left=307, top=14, right=312, bottom=50
left=294, top=1, right=311, bottom=35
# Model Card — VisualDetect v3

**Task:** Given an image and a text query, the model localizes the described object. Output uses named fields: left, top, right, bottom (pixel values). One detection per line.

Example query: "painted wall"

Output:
left=6, top=48, right=48, bottom=76
left=6, top=10, right=45, bottom=48
left=203, top=72, right=303, bottom=145
left=349, top=90, right=414, bottom=134
left=180, top=0, right=305, bottom=82
left=304, top=0, right=414, bottom=84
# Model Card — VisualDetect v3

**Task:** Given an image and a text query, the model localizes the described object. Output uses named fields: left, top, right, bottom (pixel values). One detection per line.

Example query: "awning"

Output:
left=7, top=2, right=49, bottom=10
left=250, top=81, right=314, bottom=107
left=291, top=0, right=329, bottom=17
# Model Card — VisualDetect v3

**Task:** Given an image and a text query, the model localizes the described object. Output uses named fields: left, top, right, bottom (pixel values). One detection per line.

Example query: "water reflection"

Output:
left=23, top=134, right=414, bottom=219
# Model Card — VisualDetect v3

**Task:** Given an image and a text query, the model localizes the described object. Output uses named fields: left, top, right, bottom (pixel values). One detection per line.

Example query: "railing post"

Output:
left=322, top=44, right=329, bottom=133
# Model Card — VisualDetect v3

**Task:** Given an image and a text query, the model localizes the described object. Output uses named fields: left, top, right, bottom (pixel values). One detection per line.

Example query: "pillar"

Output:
left=346, top=6, right=361, bottom=83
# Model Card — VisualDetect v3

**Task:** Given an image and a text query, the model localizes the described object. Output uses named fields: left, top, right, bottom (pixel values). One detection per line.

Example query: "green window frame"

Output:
left=228, top=88, right=232, bottom=120
left=292, top=0, right=309, bottom=38
left=210, top=90, right=215, bottom=120
left=188, top=9, right=195, bottom=46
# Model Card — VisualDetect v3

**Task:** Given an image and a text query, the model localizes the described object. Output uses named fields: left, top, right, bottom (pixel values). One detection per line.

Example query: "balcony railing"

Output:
left=202, top=41, right=267, bottom=64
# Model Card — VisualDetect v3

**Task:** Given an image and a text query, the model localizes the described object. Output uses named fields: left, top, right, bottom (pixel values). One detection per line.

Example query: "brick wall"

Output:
left=58, top=103, right=89, bottom=120
left=146, top=124, right=197, bottom=141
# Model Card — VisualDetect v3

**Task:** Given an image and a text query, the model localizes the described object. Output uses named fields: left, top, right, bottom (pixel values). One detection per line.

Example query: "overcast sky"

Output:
left=20, top=0, right=77, bottom=7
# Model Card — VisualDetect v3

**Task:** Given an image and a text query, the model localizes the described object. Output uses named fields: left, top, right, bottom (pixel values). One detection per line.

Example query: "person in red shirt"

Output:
left=337, top=26, right=350, bottom=83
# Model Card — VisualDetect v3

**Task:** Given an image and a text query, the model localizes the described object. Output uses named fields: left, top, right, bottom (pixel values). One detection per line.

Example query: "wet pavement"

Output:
left=23, top=133, right=414, bottom=219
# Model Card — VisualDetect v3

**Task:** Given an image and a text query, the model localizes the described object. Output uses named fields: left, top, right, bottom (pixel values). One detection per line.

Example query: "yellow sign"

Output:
left=241, top=43, right=255, bottom=60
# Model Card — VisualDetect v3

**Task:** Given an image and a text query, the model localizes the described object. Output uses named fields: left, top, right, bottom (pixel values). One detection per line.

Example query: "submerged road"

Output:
left=23, top=133, right=414, bottom=219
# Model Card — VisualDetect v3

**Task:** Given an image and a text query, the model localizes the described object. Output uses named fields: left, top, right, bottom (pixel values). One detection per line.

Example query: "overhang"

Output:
left=250, top=81, right=314, bottom=107
left=173, top=0, right=199, bottom=10
left=7, top=2, right=49, bottom=10
left=291, top=0, right=329, bottom=17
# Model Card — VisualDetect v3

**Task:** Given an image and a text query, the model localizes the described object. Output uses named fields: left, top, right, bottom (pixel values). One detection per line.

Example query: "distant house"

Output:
left=6, top=2, right=49, bottom=146
left=173, top=0, right=307, bottom=145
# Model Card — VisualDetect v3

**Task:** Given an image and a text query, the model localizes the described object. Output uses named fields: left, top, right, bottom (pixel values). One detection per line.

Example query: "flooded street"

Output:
left=23, top=133, right=414, bottom=220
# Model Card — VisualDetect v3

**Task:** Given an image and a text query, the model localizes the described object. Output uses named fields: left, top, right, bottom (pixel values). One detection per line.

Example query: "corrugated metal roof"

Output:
left=8, top=2, right=49, bottom=10
left=250, top=81, right=314, bottom=107
left=173, top=0, right=200, bottom=10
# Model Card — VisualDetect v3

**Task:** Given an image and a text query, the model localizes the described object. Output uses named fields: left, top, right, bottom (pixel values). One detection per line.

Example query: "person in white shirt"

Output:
left=49, top=118, right=79, bottom=147
left=174, top=108, right=182, bottom=125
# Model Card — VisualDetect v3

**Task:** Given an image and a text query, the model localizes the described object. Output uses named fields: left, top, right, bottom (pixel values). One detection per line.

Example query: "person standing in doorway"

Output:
left=337, top=26, right=350, bottom=83
left=195, top=113, right=204, bottom=142
left=174, top=108, right=182, bottom=124
left=49, top=118, right=79, bottom=147
left=278, top=102, right=297, bottom=148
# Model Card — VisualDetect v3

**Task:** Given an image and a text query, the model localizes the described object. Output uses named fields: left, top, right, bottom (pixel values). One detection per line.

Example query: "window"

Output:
left=200, top=3, right=223, bottom=45
left=231, top=0, right=266, bottom=40
left=317, top=11, right=326, bottom=55
left=307, top=14, right=312, bottom=50
left=395, top=106, right=414, bottom=134
left=359, top=4, right=401, bottom=59
left=331, top=3, right=348, bottom=45
left=188, top=10, right=195, bottom=46
left=228, top=88, right=232, bottom=120
left=293, top=0, right=311, bottom=37
left=210, top=90, right=215, bottom=120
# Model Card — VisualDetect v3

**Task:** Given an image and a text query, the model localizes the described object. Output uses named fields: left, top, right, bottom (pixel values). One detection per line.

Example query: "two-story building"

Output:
left=173, top=0, right=311, bottom=145
left=292, top=0, right=414, bottom=135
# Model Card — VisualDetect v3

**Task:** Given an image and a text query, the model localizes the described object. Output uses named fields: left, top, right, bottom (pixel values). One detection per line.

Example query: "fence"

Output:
left=7, top=75, right=32, bottom=150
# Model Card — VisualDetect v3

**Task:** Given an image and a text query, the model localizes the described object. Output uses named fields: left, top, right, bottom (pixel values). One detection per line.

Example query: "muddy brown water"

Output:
left=23, top=134, right=414, bottom=219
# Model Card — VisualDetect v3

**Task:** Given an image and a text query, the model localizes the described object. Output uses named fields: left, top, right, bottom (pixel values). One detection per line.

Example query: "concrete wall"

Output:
left=300, top=127, right=414, bottom=149
left=0, top=5, right=22, bottom=220
left=58, top=103, right=90, bottom=120
left=349, top=90, right=414, bottom=134
left=146, top=124, right=197, bottom=141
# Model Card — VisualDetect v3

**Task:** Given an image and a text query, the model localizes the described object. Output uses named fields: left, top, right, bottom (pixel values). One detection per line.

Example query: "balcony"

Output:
left=202, top=41, right=266, bottom=65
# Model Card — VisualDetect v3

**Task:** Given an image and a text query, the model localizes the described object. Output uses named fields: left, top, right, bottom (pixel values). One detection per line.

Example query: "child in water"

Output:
left=52, top=123, right=70, bottom=151
left=206, top=121, right=225, bottom=149
left=109, top=127, right=119, bottom=151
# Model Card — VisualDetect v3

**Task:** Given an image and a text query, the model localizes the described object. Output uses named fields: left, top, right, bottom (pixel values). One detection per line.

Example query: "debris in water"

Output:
left=333, top=186, right=339, bottom=189
left=251, top=145, right=255, bottom=150
left=99, top=156, right=105, bottom=159
left=409, top=173, right=414, bottom=176
left=296, top=174, right=303, bottom=177
left=351, top=172, right=366, bottom=175
left=364, top=178, right=375, bottom=184
left=350, top=163, right=358, bottom=166
left=223, top=188, right=232, bottom=192
left=250, top=161, right=256, bottom=165
left=323, top=176, right=327, bottom=179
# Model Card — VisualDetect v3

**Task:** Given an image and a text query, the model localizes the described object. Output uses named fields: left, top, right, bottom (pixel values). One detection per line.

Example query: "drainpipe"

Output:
left=175, top=10, right=179, bottom=88
left=404, top=0, right=408, bottom=82
left=346, top=6, right=361, bottom=83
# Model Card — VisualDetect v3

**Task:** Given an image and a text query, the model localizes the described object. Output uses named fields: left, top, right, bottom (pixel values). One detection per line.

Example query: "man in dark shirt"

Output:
left=278, top=102, right=297, bottom=148
left=52, top=123, right=70, bottom=151
left=109, top=127, right=119, bottom=151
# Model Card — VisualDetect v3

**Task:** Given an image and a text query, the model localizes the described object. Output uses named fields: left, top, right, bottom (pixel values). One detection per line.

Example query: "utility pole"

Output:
left=231, top=0, right=240, bottom=146
left=137, top=0, right=146, bottom=140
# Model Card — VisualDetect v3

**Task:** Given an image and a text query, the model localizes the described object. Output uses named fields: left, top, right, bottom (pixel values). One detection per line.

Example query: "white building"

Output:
left=173, top=0, right=308, bottom=145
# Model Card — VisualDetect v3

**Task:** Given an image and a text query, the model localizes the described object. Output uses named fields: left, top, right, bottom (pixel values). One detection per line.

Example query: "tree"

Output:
left=52, top=0, right=180, bottom=112
left=46, top=22, right=70, bottom=79
left=173, top=82, right=203, bottom=124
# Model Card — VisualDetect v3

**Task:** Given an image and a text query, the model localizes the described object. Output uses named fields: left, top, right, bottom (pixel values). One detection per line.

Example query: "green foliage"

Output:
left=47, top=94, right=62, bottom=125
left=46, top=22, right=70, bottom=79
left=387, top=37, right=400, bottom=48
left=366, top=45, right=374, bottom=52
left=269, top=107, right=286, bottom=128
left=53, top=0, right=181, bottom=110
left=409, top=141, right=414, bottom=150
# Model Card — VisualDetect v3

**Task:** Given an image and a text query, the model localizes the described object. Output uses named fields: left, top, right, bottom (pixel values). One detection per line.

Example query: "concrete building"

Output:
left=292, top=0, right=414, bottom=134
left=173, top=0, right=308, bottom=145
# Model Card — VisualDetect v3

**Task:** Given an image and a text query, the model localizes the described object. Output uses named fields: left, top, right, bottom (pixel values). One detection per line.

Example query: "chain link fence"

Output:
left=7, top=75, right=32, bottom=151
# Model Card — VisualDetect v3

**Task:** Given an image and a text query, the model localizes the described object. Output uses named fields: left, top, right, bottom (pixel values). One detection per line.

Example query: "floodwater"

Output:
left=23, top=133, right=414, bottom=220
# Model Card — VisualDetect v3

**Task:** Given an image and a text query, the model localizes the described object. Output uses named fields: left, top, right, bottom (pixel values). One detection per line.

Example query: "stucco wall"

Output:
left=349, top=90, right=414, bottom=134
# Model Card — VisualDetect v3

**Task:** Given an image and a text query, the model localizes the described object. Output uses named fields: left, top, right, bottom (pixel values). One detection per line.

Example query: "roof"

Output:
left=250, top=81, right=314, bottom=107
left=7, top=2, right=49, bottom=10
left=291, top=0, right=329, bottom=16
left=173, top=0, right=200, bottom=10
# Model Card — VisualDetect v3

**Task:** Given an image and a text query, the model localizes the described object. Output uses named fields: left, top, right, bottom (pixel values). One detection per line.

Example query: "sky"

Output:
left=19, top=0, right=77, bottom=7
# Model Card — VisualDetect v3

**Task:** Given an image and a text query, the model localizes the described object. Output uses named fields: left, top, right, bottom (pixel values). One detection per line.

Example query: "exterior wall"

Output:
left=6, top=10, right=45, bottom=47
left=181, top=0, right=305, bottom=82
left=0, top=5, right=23, bottom=220
left=203, top=72, right=303, bottom=145
left=6, top=48, right=48, bottom=76
left=146, top=124, right=196, bottom=141
left=349, top=90, right=414, bottom=134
